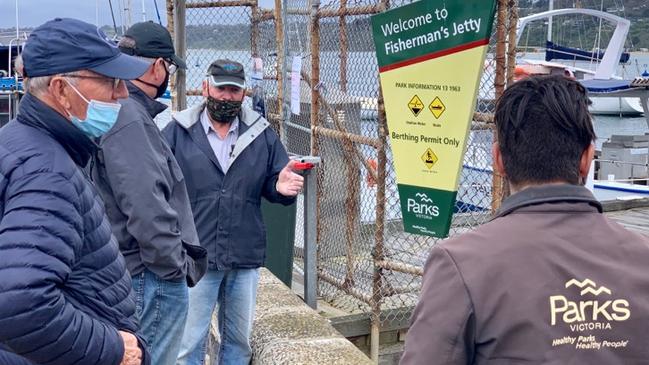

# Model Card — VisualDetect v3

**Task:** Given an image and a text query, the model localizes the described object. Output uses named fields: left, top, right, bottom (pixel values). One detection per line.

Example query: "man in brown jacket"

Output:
left=401, top=75, right=649, bottom=364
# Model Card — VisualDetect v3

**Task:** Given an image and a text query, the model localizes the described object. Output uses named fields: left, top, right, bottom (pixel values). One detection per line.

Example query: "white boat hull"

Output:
left=593, top=180, right=649, bottom=201
left=589, top=97, right=644, bottom=115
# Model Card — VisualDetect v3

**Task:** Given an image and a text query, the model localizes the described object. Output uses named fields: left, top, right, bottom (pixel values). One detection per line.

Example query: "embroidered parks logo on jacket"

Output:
left=549, top=279, right=631, bottom=350
left=550, top=278, right=630, bottom=331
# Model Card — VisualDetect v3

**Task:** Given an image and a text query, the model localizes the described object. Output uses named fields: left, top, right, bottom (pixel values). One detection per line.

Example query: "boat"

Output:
left=515, top=7, right=647, bottom=116
left=0, top=42, right=24, bottom=127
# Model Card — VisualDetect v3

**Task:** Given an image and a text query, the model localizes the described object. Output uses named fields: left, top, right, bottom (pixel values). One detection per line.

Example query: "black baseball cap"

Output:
left=120, top=21, right=186, bottom=69
left=22, top=18, right=149, bottom=79
left=207, top=59, right=245, bottom=88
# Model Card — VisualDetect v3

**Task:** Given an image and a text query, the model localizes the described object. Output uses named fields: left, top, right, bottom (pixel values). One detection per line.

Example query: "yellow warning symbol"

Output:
left=429, top=97, right=446, bottom=119
left=421, top=148, right=438, bottom=169
left=408, top=95, right=424, bottom=117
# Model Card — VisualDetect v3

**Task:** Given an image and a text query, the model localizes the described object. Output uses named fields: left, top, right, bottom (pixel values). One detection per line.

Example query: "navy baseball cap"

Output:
left=22, top=18, right=149, bottom=79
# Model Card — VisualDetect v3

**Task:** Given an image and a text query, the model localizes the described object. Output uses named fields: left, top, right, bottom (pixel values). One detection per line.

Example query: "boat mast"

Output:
left=141, top=0, right=147, bottom=21
left=123, top=0, right=132, bottom=29
left=14, top=0, right=19, bottom=40
left=547, top=0, right=553, bottom=42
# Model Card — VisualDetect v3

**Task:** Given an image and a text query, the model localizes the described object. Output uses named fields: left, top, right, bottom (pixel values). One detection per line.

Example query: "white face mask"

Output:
left=64, top=79, right=122, bottom=138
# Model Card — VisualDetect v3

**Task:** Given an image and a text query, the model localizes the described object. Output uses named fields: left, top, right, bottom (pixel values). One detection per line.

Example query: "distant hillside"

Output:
left=2, top=1, right=648, bottom=51
left=187, top=1, right=649, bottom=51
left=519, top=0, right=649, bottom=50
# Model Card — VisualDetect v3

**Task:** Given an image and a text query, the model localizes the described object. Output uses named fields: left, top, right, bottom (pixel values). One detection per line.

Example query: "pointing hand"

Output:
left=276, top=160, right=305, bottom=196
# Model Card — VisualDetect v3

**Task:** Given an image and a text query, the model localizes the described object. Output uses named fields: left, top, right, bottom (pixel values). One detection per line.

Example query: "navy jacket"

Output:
left=0, top=94, right=143, bottom=365
left=163, top=103, right=295, bottom=270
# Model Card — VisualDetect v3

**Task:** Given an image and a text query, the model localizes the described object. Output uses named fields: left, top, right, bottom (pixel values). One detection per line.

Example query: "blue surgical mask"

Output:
left=65, top=79, right=121, bottom=138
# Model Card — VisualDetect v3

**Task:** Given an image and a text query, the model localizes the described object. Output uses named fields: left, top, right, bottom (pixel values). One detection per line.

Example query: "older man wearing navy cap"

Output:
left=0, top=18, right=150, bottom=365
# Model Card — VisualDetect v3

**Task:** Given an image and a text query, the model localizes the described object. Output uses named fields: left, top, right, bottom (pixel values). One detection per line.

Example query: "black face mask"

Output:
left=156, top=68, right=170, bottom=99
left=206, top=96, right=242, bottom=124
left=137, top=62, right=169, bottom=99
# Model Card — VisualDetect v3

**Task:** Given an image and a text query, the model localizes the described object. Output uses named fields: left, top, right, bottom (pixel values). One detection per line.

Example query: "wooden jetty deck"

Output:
left=605, top=200, right=649, bottom=236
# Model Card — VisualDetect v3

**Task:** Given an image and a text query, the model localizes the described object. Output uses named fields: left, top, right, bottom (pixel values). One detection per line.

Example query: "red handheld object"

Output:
left=293, top=162, right=315, bottom=170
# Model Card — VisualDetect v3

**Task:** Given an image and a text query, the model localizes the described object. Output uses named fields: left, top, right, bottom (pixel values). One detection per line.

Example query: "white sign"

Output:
left=251, top=57, right=263, bottom=83
left=291, top=56, right=302, bottom=115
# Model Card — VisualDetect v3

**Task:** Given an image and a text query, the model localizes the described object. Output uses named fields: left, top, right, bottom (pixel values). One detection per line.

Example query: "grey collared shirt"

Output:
left=200, top=109, right=239, bottom=172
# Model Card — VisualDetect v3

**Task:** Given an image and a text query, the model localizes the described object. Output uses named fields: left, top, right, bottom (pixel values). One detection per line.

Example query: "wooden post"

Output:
left=492, top=0, right=508, bottom=212
left=173, top=0, right=187, bottom=111
left=309, top=0, right=321, bottom=156
left=339, top=0, right=348, bottom=93
left=506, top=0, right=518, bottom=87
left=274, top=0, right=286, bottom=140
left=251, top=1, right=260, bottom=58
left=370, top=88, right=388, bottom=364
left=166, top=0, right=176, bottom=111
left=494, top=0, right=507, bottom=100
left=341, top=110, right=358, bottom=289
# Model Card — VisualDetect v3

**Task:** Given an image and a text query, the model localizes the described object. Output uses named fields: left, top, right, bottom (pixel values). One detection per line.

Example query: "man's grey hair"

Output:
left=16, top=64, right=81, bottom=98
left=26, top=74, right=81, bottom=97
left=13, top=54, right=24, bottom=77
left=117, top=36, right=157, bottom=64
left=117, top=35, right=137, bottom=52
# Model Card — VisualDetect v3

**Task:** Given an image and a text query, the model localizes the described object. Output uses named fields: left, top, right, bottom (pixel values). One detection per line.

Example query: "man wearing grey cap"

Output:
left=91, top=21, right=208, bottom=365
left=0, top=18, right=150, bottom=365
left=163, top=59, right=304, bottom=364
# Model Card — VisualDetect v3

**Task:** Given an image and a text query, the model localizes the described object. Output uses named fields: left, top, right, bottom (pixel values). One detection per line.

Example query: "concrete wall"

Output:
left=250, top=268, right=372, bottom=364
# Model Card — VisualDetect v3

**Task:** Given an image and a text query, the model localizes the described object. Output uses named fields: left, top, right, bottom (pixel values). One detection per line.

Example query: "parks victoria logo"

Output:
left=549, top=278, right=631, bottom=351
left=407, top=192, right=440, bottom=219
left=398, top=185, right=456, bottom=237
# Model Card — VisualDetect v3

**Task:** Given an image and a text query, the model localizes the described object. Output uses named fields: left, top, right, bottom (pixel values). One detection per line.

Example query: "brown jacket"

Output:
left=401, top=184, right=649, bottom=365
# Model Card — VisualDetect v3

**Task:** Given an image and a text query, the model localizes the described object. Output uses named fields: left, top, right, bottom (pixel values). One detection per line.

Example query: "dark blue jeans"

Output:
left=132, top=269, right=189, bottom=365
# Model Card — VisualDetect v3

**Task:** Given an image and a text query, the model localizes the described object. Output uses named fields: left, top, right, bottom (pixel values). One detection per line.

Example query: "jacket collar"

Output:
left=125, top=81, right=168, bottom=118
left=494, top=184, right=602, bottom=219
left=179, top=103, right=267, bottom=174
left=16, top=92, right=97, bottom=167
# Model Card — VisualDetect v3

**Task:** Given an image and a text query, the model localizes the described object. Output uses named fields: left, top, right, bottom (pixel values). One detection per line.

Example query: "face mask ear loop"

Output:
left=63, top=78, right=91, bottom=105
left=60, top=78, right=89, bottom=121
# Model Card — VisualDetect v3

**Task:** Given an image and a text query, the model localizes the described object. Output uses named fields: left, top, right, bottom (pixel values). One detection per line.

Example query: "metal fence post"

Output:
left=303, top=163, right=319, bottom=309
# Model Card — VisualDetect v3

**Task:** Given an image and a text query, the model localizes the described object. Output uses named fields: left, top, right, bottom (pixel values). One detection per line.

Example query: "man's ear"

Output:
left=48, top=77, right=72, bottom=111
left=492, top=142, right=506, bottom=177
left=202, top=80, right=209, bottom=97
left=579, top=143, right=595, bottom=178
left=155, top=58, right=166, bottom=80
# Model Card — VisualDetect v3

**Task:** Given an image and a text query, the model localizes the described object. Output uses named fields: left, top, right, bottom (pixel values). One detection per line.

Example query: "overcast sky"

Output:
left=0, top=0, right=276, bottom=29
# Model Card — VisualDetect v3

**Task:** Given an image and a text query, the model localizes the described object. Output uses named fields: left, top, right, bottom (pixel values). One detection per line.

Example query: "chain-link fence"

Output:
left=279, top=0, right=517, bottom=332
left=171, top=0, right=517, bottom=358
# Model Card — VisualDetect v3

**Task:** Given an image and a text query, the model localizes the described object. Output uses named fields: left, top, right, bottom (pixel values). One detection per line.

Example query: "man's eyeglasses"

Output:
left=164, top=59, right=178, bottom=76
left=63, top=74, right=122, bottom=91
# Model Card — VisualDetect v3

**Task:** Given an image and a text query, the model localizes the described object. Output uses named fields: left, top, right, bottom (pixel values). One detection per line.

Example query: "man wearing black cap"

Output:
left=163, top=59, right=303, bottom=364
left=91, top=21, right=207, bottom=365
left=0, top=18, right=150, bottom=365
